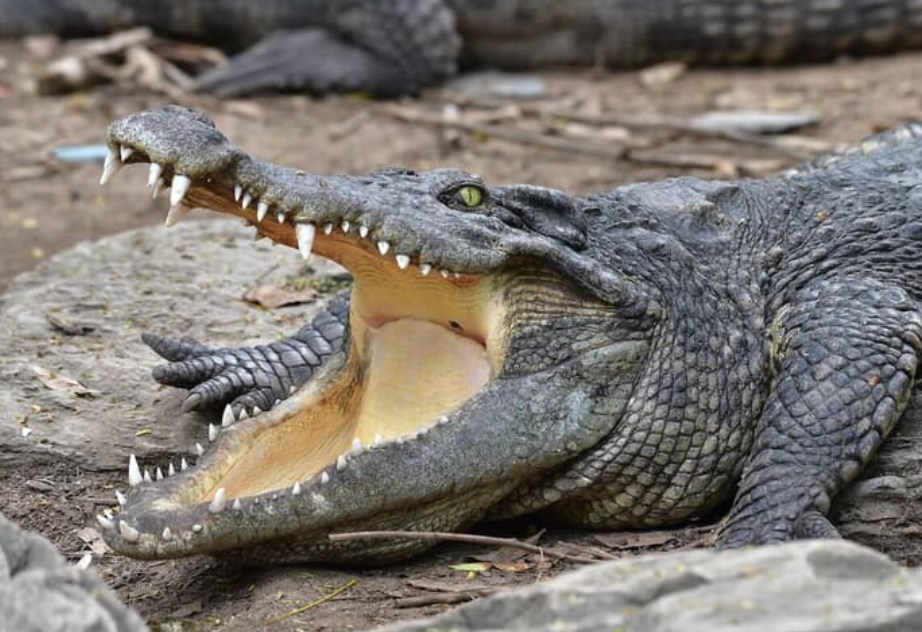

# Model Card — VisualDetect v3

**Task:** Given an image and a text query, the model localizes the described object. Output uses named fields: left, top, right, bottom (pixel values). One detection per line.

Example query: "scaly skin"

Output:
left=2, top=0, right=922, bottom=95
left=95, top=106, right=922, bottom=564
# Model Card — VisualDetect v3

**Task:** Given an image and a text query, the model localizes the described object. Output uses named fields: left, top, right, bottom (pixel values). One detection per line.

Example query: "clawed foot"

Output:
left=143, top=324, right=339, bottom=419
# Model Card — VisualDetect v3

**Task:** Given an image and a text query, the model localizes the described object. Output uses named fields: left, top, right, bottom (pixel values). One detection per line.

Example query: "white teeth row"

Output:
left=294, top=218, right=461, bottom=278
left=104, top=417, right=453, bottom=543
left=99, top=146, right=197, bottom=228
left=126, top=452, right=190, bottom=488
left=103, top=153, right=464, bottom=278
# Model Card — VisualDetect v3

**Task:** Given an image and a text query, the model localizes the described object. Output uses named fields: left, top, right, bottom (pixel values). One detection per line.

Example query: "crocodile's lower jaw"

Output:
left=104, top=146, right=512, bottom=552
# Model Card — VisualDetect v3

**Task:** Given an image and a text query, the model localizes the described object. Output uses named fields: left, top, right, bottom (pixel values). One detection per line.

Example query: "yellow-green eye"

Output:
left=458, top=185, right=483, bottom=207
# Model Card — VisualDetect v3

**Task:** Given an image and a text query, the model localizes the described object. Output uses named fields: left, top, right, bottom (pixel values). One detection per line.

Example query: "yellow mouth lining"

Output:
left=192, top=223, right=506, bottom=503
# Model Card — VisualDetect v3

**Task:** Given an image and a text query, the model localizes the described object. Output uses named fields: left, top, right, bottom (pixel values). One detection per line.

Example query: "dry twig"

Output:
left=329, top=529, right=598, bottom=564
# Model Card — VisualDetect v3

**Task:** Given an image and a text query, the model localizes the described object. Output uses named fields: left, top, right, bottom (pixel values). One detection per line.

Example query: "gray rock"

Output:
left=0, top=511, right=147, bottom=632
left=0, top=219, right=330, bottom=472
left=376, top=540, right=922, bottom=632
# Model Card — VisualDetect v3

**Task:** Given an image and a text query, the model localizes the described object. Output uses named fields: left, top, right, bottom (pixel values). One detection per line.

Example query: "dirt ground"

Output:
left=1, top=39, right=921, bottom=631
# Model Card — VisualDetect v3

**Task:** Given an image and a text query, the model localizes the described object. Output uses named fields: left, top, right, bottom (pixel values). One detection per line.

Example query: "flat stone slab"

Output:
left=0, top=219, right=336, bottom=472
left=378, top=539, right=922, bottom=632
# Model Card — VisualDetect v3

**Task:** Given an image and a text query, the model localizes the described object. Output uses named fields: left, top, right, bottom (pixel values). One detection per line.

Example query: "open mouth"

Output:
left=98, top=135, right=511, bottom=553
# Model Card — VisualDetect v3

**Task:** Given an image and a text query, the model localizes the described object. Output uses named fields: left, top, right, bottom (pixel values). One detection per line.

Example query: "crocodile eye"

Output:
left=458, top=185, right=483, bottom=207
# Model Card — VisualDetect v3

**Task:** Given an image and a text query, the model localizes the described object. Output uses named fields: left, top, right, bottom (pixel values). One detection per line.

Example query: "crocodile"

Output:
left=3, top=0, right=922, bottom=96
left=95, top=105, right=922, bottom=564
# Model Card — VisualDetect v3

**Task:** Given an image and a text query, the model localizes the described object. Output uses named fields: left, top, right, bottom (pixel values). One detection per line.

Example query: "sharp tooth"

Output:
left=181, top=457, right=189, bottom=471
left=292, top=482, right=302, bottom=496
left=143, top=469, right=152, bottom=483
left=97, top=515, right=115, bottom=530
left=289, top=385, right=296, bottom=395
left=420, top=263, right=432, bottom=276
left=128, top=454, right=142, bottom=487
left=454, top=272, right=462, bottom=279
left=195, top=442, right=205, bottom=456
left=358, top=225, right=369, bottom=238
left=336, top=455, right=348, bottom=471
left=116, top=490, right=127, bottom=506
left=234, top=184, right=243, bottom=202
left=147, top=163, right=163, bottom=188
left=192, top=524, right=203, bottom=533
left=162, top=527, right=172, bottom=541
left=396, top=254, right=410, bottom=269
left=208, top=423, right=218, bottom=442
left=321, top=472, right=330, bottom=484
left=170, top=174, right=192, bottom=207
left=103, top=508, right=113, bottom=519
left=232, top=498, right=242, bottom=511
left=120, top=145, right=134, bottom=161
left=341, top=220, right=350, bottom=233
left=323, top=223, right=333, bottom=235
left=151, top=179, right=163, bottom=199
left=373, top=434, right=384, bottom=446
left=351, top=437, right=364, bottom=455
left=155, top=467, right=164, bottom=481
left=237, top=409, right=249, bottom=421
left=252, top=405, right=263, bottom=415
left=296, top=223, right=316, bottom=260
left=377, top=241, right=390, bottom=255
left=222, top=405, right=235, bottom=427
left=277, top=211, right=286, bottom=224
left=440, top=269, right=450, bottom=278
left=257, top=201, right=269, bottom=222
left=209, top=488, right=227, bottom=513
left=241, top=192, right=252, bottom=209
left=119, top=521, right=140, bottom=542
left=99, top=147, right=121, bottom=185
left=164, top=203, right=191, bottom=227
left=168, top=462, right=176, bottom=477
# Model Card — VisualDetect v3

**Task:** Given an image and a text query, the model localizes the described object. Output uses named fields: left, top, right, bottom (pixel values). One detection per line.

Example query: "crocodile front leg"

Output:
left=717, top=278, right=922, bottom=547
left=144, top=294, right=349, bottom=419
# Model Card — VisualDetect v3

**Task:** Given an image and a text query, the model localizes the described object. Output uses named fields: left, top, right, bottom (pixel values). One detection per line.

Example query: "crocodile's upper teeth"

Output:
left=420, top=263, right=432, bottom=276
left=119, top=145, right=134, bottom=161
left=277, top=211, right=286, bottom=224
left=241, top=192, right=253, bottom=209
left=115, top=490, right=127, bottom=506
left=222, top=405, right=235, bottom=427
left=147, top=163, right=163, bottom=188
left=291, top=482, right=302, bottom=496
left=341, top=220, right=351, bottom=233
left=256, top=201, right=269, bottom=222
left=168, top=462, right=176, bottom=477
left=234, top=184, right=243, bottom=202
left=296, top=223, right=316, bottom=260
left=358, top=225, right=369, bottom=238
left=396, top=254, right=410, bottom=269
left=440, top=269, right=450, bottom=278
left=208, top=423, right=218, bottom=442
left=195, top=442, right=205, bottom=456
left=377, top=241, right=390, bottom=255
left=181, top=457, right=189, bottom=471
left=99, top=147, right=121, bottom=185
left=323, top=223, right=333, bottom=235
left=170, top=174, right=192, bottom=207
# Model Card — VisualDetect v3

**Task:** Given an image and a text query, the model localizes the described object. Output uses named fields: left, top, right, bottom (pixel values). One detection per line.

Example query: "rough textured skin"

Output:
left=2, top=0, right=922, bottom=95
left=0, top=512, right=147, bottom=632
left=378, top=540, right=922, bottom=632
left=96, top=106, right=922, bottom=564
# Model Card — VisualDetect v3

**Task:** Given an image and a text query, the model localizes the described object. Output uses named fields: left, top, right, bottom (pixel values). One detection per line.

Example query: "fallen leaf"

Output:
left=32, top=365, right=100, bottom=398
left=243, top=284, right=317, bottom=309
left=493, top=561, right=535, bottom=573
left=449, top=562, right=492, bottom=575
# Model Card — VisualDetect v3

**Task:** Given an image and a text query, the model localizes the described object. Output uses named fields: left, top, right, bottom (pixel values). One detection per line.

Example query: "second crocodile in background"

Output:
left=99, top=106, right=922, bottom=564
left=3, top=0, right=922, bottom=95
